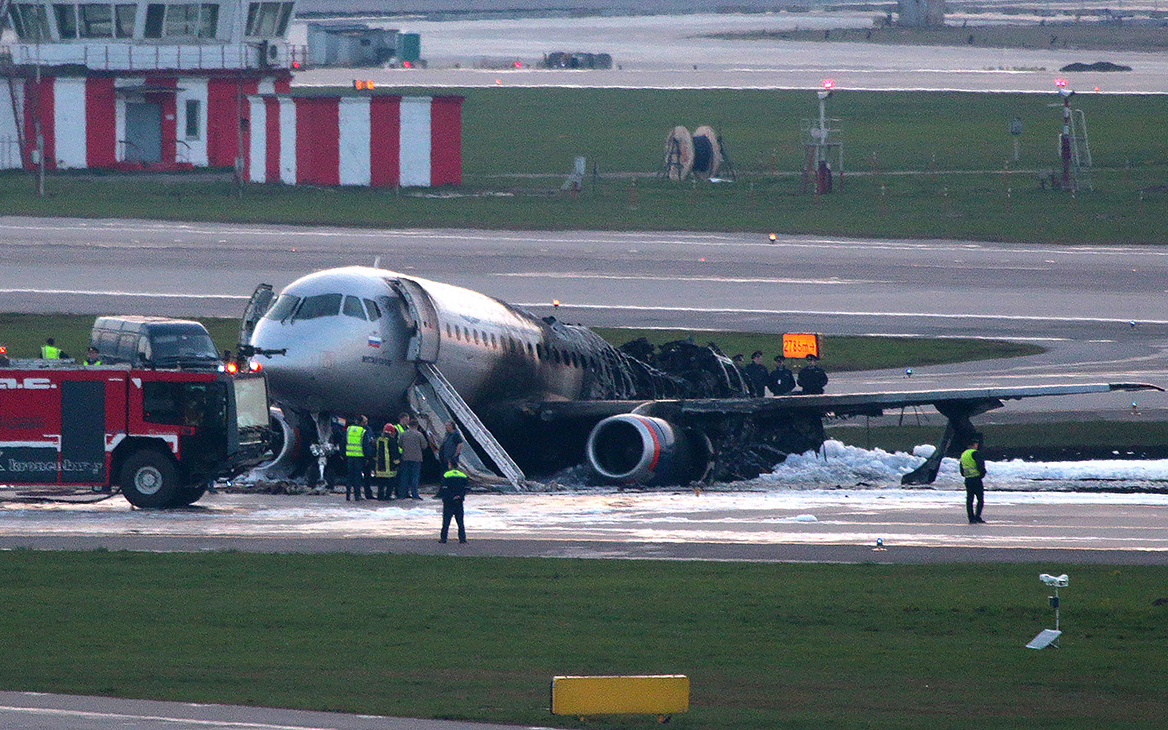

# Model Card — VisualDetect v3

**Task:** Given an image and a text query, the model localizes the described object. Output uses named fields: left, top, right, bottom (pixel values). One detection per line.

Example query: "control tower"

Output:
left=1, top=0, right=298, bottom=170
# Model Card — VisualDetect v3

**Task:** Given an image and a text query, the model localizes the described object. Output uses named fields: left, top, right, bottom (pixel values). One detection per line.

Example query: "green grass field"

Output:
left=4, top=89, right=1168, bottom=243
left=0, top=313, right=1043, bottom=371
left=0, top=552, right=1164, bottom=730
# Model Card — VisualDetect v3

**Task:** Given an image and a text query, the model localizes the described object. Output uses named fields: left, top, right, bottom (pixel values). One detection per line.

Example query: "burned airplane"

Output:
left=239, top=266, right=1158, bottom=488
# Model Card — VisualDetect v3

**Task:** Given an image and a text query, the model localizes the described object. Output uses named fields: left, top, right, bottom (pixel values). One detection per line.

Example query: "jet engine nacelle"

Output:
left=585, top=414, right=708, bottom=486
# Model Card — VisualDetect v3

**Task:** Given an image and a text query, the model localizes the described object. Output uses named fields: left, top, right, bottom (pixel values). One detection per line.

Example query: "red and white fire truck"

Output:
left=0, top=361, right=269, bottom=508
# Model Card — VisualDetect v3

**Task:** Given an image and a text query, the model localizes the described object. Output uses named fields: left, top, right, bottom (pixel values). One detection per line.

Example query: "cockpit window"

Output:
left=292, top=293, right=342, bottom=321
left=264, top=293, right=300, bottom=321
left=363, top=299, right=381, bottom=320
left=342, top=295, right=366, bottom=320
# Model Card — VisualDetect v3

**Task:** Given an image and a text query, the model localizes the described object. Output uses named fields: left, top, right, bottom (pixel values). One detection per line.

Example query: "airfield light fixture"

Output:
left=822, top=78, right=835, bottom=89
left=403, top=60, right=412, bottom=69
left=1027, top=573, right=1068, bottom=649
left=1054, top=78, right=1067, bottom=88
left=768, top=233, right=777, bottom=242
left=552, top=299, right=561, bottom=308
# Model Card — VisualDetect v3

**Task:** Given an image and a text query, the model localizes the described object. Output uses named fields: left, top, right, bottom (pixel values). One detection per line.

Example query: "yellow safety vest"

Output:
left=443, top=469, right=468, bottom=480
left=345, top=425, right=367, bottom=458
left=41, top=345, right=60, bottom=359
left=959, top=448, right=982, bottom=478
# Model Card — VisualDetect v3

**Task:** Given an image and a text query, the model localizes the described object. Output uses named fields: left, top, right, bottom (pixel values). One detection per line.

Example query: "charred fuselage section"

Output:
left=512, top=319, right=825, bottom=486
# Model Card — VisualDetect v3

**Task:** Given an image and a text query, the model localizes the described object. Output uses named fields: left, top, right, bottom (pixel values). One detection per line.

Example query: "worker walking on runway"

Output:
left=960, top=434, right=988, bottom=524
left=437, top=466, right=469, bottom=544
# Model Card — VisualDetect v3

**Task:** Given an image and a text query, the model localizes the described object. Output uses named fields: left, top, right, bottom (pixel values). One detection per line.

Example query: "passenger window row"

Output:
left=441, top=322, right=610, bottom=374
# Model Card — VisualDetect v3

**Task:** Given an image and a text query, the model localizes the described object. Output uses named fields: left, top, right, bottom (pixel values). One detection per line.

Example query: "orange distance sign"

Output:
left=782, top=333, right=822, bottom=359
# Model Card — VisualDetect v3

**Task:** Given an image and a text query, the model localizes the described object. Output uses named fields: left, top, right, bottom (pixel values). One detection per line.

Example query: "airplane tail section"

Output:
left=412, top=363, right=527, bottom=490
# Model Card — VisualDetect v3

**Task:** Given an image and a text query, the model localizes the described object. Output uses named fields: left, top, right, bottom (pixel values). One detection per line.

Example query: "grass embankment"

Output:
left=0, top=552, right=1164, bottom=730
left=0, top=313, right=1043, bottom=371
left=4, top=89, right=1168, bottom=243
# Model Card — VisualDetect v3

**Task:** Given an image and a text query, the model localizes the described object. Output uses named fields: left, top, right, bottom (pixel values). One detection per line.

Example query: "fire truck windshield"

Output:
left=143, top=381, right=227, bottom=429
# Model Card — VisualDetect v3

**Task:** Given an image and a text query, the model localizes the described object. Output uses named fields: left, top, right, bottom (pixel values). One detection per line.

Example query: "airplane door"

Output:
left=389, top=278, right=440, bottom=363
left=239, top=283, right=275, bottom=348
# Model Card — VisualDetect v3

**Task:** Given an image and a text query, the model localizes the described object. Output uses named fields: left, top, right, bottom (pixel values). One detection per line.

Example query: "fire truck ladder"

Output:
left=414, top=362, right=527, bottom=489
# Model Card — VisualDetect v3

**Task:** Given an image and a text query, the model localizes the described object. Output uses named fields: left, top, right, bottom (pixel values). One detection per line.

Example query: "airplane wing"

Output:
left=529, top=382, right=1162, bottom=486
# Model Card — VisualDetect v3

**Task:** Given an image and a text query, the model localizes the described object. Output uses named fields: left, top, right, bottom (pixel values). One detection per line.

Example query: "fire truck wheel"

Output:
left=120, top=451, right=179, bottom=509
left=173, top=484, right=208, bottom=507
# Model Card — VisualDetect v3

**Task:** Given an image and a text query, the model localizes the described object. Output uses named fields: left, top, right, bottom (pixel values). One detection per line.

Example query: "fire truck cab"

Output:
left=0, top=362, right=269, bottom=507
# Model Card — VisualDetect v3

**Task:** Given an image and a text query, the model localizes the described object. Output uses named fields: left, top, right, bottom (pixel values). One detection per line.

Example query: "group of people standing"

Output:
left=341, top=414, right=469, bottom=543
left=737, top=351, right=829, bottom=398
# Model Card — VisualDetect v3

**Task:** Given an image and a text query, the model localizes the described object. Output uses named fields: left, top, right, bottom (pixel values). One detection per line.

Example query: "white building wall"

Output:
left=179, top=78, right=210, bottom=167
left=337, top=97, right=371, bottom=186
left=248, top=96, right=267, bottom=183
left=278, top=97, right=297, bottom=184
left=0, top=81, right=22, bottom=169
left=398, top=96, right=431, bottom=187
left=53, top=78, right=88, bottom=168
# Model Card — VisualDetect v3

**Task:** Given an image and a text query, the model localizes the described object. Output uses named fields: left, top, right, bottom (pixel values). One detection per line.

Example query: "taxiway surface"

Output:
left=1, top=216, right=1165, bottom=414
left=289, top=12, right=1168, bottom=93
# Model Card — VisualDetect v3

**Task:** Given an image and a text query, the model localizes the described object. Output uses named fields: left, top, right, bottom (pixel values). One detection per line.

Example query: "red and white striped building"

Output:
left=1, top=0, right=462, bottom=186
left=246, top=94, right=463, bottom=187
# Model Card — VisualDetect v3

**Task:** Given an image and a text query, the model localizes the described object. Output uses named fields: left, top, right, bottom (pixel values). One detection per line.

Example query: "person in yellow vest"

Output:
left=344, top=415, right=372, bottom=502
left=83, top=347, right=102, bottom=366
left=960, top=435, right=987, bottom=524
left=40, top=338, right=66, bottom=359
left=437, top=466, right=469, bottom=544
left=373, top=422, right=404, bottom=500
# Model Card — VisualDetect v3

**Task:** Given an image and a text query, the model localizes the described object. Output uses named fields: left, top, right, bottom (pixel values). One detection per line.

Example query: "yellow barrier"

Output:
left=550, top=675, right=689, bottom=717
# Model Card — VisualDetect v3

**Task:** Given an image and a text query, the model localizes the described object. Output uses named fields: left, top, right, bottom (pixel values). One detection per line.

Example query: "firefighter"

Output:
left=373, top=422, right=402, bottom=500
left=40, top=338, right=66, bottom=359
left=344, top=415, right=372, bottom=501
left=797, top=354, right=829, bottom=395
left=770, top=355, right=796, bottom=395
left=743, top=350, right=769, bottom=397
left=437, top=466, right=469, bottom=544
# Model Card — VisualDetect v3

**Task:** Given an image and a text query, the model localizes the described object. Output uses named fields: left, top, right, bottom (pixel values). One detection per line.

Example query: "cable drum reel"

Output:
left=663, top=126, right=724, bottom=180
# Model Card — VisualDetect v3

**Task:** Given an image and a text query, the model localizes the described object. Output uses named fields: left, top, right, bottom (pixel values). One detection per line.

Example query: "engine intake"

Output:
left=585, top=414, right=707, bottom=486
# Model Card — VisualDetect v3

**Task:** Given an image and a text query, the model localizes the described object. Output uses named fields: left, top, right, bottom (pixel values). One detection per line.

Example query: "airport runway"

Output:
left=289, top=12, right=1168, bottom=93
left=1, top=216, right=1165, bottom=414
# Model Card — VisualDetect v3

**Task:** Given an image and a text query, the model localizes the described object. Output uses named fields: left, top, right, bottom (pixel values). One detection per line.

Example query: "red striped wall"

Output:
left=430, top=96, right=463, bottom=186
left=369, top=96, right=401, bottom=187
left=23, top=77, right=55, bottom=170
left=295, top=98, right=339, bottom=186
left=85, top=77, right=116, bottom=168
left=207, top=77, right=259, bottom=168
left=264, top=96, right=281, bottom=182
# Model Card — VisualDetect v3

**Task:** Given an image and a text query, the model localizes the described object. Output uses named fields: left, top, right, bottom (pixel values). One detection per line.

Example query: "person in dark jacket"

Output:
left=437, top=467, right=469, bottom=543
left=743, top=350, right=770, bottom=397
left=960, top=435, right=988, bottom=524
left=770, top=355, right=796, bottom=395
left=797, top=354, right=829, bottom=395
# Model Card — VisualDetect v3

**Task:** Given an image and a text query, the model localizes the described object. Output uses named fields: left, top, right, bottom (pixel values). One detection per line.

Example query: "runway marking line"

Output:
left=0, top=704, right=342, bottom=729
